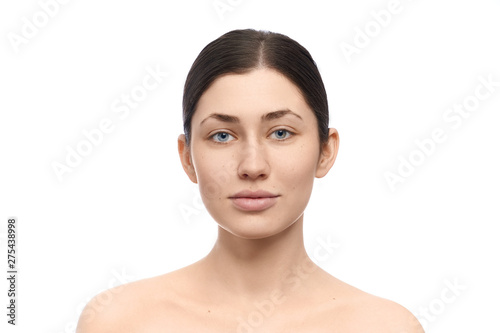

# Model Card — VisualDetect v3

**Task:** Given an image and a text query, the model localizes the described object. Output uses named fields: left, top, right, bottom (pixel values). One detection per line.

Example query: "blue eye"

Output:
left=211, top=132, right=234, bottom=143
left=271, top=129, right=292, bottom=140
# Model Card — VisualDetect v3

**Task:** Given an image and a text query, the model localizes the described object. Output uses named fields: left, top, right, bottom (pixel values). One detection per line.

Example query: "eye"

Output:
left=211, top=131, right=235, bottom=143
left=270, top=129, right=293, bottom=140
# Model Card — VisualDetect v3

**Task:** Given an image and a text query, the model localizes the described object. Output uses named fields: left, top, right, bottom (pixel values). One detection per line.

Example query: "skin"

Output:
left=76, top=68, right=424, bottom=332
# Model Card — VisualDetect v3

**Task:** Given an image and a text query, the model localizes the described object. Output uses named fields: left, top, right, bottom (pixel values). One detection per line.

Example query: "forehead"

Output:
left=193, top=68, right=313, bottom=123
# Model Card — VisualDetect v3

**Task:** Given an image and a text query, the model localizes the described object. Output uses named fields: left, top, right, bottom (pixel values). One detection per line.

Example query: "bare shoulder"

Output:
left=357, top=294, right=424, bottom=333
left=75, top=272, right=179, bottom=333
left=331, top=281, right=424, bottom=333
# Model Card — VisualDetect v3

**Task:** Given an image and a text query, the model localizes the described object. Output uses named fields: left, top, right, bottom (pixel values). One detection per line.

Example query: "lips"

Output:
left=229, top=190, right=279, bottom=211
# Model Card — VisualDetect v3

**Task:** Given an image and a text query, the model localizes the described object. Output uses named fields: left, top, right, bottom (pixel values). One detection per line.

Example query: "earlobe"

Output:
left=177, top=134, right=198, bottom=184
left=315, top=128, right=339, bottom=178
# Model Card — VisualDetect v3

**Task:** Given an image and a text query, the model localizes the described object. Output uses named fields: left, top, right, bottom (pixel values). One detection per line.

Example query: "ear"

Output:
left=315, top=128, right=339, bottom=178
left=178, top=134, right=198, bottom=184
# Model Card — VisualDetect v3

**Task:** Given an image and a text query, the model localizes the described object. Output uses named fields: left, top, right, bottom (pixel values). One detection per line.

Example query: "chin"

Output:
left=216, top=214, right=301, bottom=240
left=222, top=227, right=285, bottom=240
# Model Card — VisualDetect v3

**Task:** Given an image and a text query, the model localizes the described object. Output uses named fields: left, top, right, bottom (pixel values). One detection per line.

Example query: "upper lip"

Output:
left=229, top=190, right=279, bottom=198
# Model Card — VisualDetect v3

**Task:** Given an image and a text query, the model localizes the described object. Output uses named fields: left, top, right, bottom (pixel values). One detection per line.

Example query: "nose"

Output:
left=237, top=140, right=270, bottom=180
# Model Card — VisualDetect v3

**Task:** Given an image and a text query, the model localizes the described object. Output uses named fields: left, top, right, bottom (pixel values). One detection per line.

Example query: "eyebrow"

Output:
left=199, top=109, right=303, bottom=126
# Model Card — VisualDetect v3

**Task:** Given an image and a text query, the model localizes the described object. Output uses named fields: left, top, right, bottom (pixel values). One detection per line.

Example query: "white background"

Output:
left=1, top=0, right=499, bottom=332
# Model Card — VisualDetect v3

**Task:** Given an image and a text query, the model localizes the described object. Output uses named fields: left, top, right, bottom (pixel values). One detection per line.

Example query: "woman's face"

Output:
left=178, top=68, right=338, bottom=239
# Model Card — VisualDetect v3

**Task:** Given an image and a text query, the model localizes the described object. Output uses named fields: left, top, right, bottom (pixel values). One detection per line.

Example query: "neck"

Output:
left=199, top=215, right=319, bottom=302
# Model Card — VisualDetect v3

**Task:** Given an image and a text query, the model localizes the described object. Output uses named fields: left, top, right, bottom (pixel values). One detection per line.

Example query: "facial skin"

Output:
left=178, top=68, right=339, bottom=240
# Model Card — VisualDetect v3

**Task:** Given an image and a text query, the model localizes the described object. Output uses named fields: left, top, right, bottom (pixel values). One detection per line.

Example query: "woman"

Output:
left=77, top=29, right=424, bottom=332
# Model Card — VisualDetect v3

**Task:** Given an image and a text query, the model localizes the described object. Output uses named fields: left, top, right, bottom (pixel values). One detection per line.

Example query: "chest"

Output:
left=129, top=301, right=354, bottom=333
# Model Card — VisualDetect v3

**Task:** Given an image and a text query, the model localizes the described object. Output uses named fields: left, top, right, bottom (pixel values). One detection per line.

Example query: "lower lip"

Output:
left=230, top=197, right=279, bottom=211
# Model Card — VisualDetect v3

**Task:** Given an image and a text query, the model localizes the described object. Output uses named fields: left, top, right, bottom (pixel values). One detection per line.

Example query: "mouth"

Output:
left=229, top=190, right=280, bottom=212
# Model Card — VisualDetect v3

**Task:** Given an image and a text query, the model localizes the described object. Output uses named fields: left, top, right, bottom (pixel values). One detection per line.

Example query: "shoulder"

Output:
left=75, top=274, right=177, bottom=333
left=316, top=274, right=424, bottom=332
left=340, top=291, right=425, bottom=333
left=365, top=296, right=423, bottom=333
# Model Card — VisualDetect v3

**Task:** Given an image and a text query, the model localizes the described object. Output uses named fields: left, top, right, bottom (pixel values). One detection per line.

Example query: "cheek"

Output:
left=192, top=151, right=237, bottom=202
left=273, top=142, right=319, bottom=182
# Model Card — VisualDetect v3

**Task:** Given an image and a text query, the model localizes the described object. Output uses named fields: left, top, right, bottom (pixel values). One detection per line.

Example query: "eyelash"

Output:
left=209, top=129, right=295, bottom=144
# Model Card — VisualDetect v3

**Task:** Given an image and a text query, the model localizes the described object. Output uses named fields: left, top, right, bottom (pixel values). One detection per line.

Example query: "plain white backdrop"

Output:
left=1, top=0, right=499, bottom=332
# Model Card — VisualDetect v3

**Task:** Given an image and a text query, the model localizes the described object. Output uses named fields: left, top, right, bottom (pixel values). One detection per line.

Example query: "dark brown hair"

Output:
left=182, top=29, right=329, bottom=146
